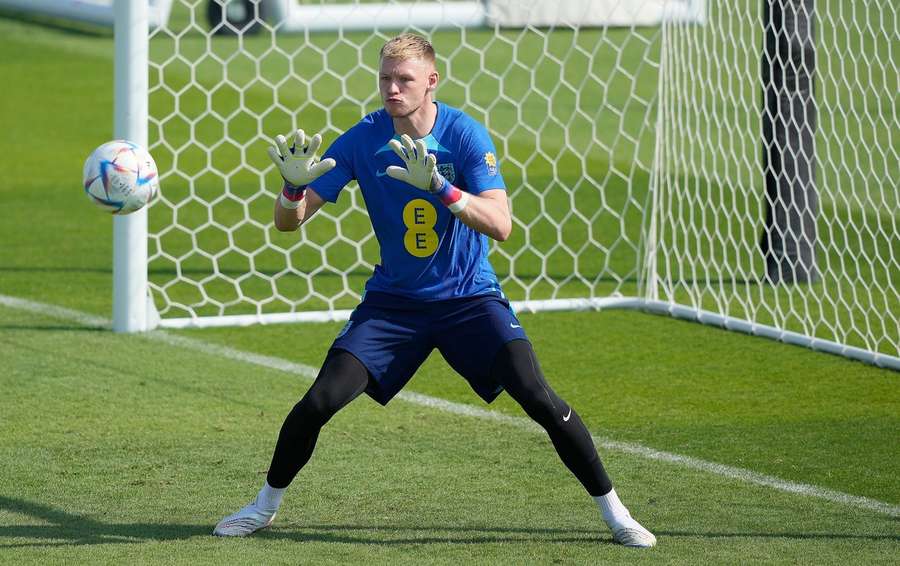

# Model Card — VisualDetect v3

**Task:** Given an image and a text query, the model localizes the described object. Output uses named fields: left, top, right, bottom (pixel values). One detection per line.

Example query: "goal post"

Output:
left=112, top=0, right=897, bottom=369
left=113, top=0, right=158, bottom=333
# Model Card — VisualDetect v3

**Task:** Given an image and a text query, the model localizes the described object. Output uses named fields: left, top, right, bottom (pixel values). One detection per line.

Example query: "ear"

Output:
left=427, top=70, right=439, bottom=93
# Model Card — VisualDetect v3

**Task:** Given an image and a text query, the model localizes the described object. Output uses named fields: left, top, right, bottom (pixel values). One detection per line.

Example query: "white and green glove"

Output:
left=267, top=129, right=335, bottom=209
left=386, top=134, right=469, bottom=213
left=385, top=134, right=444, bottom=192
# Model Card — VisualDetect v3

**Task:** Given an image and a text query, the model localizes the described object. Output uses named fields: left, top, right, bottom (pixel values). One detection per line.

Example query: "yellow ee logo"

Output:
left=402, top=199, right=438, bottom=257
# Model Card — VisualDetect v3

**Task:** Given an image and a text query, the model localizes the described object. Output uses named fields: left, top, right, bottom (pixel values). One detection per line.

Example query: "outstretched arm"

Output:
left=386, top=135, right=512, bottom=241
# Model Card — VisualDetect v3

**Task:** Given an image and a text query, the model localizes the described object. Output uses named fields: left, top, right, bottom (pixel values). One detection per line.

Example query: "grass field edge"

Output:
left=2, top=292, right=898, bottom=519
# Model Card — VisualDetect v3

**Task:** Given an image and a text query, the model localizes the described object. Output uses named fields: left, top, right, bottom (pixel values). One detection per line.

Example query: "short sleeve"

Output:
left=308, top=131, right=354, bottom=203
left=460, top=122, right=506, bottom=195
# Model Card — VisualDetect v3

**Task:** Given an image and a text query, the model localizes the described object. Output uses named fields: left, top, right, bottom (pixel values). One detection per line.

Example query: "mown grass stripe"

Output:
left=2, top=293, right=897, bottom=518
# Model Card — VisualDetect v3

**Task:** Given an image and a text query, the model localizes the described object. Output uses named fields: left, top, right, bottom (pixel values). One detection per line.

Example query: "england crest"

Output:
left=437, top=163, right=456, bottom=183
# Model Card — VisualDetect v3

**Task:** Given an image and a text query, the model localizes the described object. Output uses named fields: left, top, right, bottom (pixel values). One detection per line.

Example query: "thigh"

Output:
left=330, top=298, right=433, bottom=405
left=303, top=350, right=372, bottom=414
left=436, top=297, right=529, bottom=403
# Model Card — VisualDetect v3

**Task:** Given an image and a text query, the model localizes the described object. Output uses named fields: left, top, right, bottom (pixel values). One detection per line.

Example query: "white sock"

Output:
left=593, top=488, right=631, bottom=525
left=255, top=481, right=286, bottom=513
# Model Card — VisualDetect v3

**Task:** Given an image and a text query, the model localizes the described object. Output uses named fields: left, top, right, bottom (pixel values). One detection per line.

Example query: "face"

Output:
left=379, top=56, right=438, bottom=118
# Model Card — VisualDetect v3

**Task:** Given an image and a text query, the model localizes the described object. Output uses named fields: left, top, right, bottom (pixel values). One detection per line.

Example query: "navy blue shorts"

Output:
left=330, top=292, right=529, bottom=405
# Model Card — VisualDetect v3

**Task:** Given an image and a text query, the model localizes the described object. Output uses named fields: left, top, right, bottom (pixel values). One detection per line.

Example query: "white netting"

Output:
left=147, top=0, right=666, bottom=317
left=652, top=0, right=898, bottom=358
left=146, top=0, right=898, bottom=363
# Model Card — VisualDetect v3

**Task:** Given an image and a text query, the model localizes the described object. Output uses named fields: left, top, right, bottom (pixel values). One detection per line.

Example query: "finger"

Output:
left=267, top=146, right=283, bottom=166
left=309, top=158, right=336, bottom=178
left=388, top=139, right=408, bottom=161
left=425, top=154, right=439, bottom=186
left=275, top=134, right=290, bottom=158
left=385, top=166, right=410, bottom=183
left=293, top=129, right=307, bottom=154
left=306, top=133, right=322, bottom=156
left=415, top=139, right=428, bottom=166
left=400, top=134, right=416, bottom=159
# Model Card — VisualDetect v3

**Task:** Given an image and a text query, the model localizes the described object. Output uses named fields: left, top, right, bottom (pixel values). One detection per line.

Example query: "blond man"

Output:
left=214, top=34, right=655, bottom=548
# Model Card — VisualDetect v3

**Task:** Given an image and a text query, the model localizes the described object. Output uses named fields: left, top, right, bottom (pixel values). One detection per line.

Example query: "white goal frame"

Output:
left=105, top=0, right=898, bottom=371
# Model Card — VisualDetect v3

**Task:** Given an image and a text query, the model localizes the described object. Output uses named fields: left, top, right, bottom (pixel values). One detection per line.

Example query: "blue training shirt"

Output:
left=309, top=102, right=507, bottom=301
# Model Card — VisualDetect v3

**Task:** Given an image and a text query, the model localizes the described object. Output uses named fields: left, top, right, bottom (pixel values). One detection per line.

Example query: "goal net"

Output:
left=144, top=0, right=898, bottom=368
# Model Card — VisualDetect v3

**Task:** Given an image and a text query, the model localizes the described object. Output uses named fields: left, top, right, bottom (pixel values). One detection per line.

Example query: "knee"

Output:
left=294, top=395, right=329, bottom=429
left=291, top=384, right=351, bottom=430
left=492, top=342, right=566, bottom=426
left=279, top=387, right=335, bottom=432
left=520, top=387, right=566, bottom=428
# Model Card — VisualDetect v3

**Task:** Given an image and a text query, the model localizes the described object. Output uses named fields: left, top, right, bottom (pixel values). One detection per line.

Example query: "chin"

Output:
left=385, top=101, right=419, bottom=118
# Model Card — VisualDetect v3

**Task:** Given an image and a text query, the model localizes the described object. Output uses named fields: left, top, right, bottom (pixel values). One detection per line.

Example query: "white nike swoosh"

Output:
left=510, top=323, right=521, bottom=329
left=376, top=170, right=389, bottom=177
left=562, top=408, right=572, bottom=422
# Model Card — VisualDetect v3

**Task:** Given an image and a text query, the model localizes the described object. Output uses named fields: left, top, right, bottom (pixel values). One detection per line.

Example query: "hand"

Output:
left=385, top=134, right=444, bottom=193
left=267, top=129, right=336, bottom=188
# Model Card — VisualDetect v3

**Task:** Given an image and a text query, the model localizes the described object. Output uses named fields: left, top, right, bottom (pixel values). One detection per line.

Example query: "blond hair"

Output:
left=379, top=33, right=435, bottom=63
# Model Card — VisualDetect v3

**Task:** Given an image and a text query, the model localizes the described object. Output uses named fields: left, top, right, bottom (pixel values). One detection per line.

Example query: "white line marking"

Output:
left=2, top=293, right=898, bottom=518
left=0, top=295, right=108, bottom=329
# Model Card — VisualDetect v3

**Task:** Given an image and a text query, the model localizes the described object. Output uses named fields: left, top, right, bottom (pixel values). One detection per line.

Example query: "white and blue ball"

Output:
left=83, top=140, right=160, bottom=215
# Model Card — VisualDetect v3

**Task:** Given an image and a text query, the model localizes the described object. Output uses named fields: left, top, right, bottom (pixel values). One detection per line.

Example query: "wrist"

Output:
left=434, top=177, right=469, bottom=214
left=279, top=181, right=306, bottom=209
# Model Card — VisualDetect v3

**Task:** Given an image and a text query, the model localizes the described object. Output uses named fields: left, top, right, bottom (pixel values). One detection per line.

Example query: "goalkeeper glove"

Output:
left=267, top=129, right=336, bottom=209
left=385, top=134, right=469, bottom=213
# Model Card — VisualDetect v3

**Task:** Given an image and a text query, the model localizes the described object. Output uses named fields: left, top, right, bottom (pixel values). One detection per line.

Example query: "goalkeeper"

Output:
left=214, top=33, right=656, bottom=548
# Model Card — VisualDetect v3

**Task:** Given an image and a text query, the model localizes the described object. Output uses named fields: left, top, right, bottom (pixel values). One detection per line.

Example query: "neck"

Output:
left=392, top=100, right=437, bottom=139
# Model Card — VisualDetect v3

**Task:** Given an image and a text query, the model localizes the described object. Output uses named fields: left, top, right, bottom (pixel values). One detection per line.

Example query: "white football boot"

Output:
left=213, top=499, right=276, bottom=537
left=608, top=514, right=657, bottom=548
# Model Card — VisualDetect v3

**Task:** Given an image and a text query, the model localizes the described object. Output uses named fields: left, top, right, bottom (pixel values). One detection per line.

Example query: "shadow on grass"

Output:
left=3, top=497, right=897, bottom=549
left=655, top=530, right=900, bottom=542
left=0, top=325, right=106, bottom=332
left=265, top=522, right=602, bottom=545
left=0, top=10, right=111, bottom=37
left=0, top=496, right=602, bottom=548
left=0, top=496, right=207, bottom=549
left=0, top=266, right=111, bottom=275
left=266, top=523, right=900, bottom=545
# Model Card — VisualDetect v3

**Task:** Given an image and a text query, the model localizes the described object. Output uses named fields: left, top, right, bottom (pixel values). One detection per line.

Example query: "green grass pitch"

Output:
left=0, top=7, right=898, bottom=565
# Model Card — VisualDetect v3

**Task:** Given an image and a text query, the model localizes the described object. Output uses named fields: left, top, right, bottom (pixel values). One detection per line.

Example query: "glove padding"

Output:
left=385, top=134, right=444, bottom=193
left=267, top=129, right=336, bottom=188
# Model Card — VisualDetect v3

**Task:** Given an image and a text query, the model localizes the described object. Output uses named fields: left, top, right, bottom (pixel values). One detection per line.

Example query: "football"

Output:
left=83, top=140, right=160, bottom=214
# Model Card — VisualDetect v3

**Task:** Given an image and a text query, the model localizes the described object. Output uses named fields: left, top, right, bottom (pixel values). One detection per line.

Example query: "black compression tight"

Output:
left=266, top=341, right=613, bottom=497
left=266, top=350, right=369, bottom=488
left=491, top=339, right=613, bottom=496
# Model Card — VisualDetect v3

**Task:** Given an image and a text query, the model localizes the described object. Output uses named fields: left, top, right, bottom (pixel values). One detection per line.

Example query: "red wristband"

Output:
left=435, top=178, right=469, bottom=213
left=279, top=182, right=306, bottom=209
